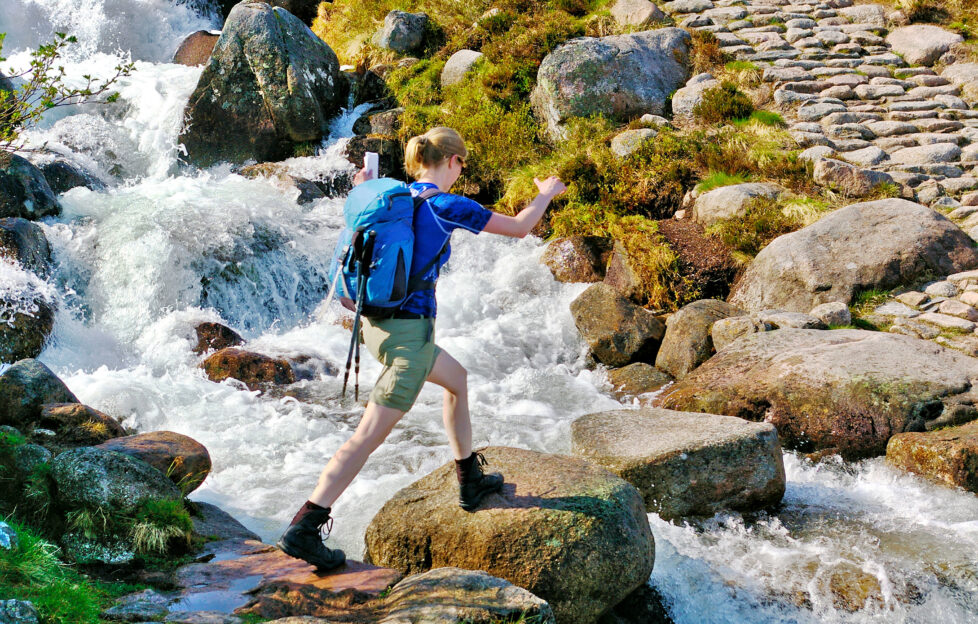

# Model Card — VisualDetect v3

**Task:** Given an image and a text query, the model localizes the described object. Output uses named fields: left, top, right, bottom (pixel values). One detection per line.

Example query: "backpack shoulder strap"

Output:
left=407, top=187, right=449, bottom=292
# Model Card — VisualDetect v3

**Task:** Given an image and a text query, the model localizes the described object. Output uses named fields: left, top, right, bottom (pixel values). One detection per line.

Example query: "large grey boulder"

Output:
left=570, top=283, right=665, bottom=366
left=572, top=408, right=785, bottom=519
left=532, top=28, right=692, bottom=138
left=886, top=26, right=963, bottom=67
left=0, top=218, right=51, bottom=275
left=51, top=446, right=182, bottom=514
left=657, top=329, right=978, bottom=458
left=0, top=359, right=77, bottom=430
left=691, top=183, right=784, bottom=228
left=813, top=158, right=896, bottom=197
left=670, top=72, right=719, bottom=119
left=610, top=0, right=665, bottom=27
left=0, top=154, right=60, bottom=220
left=373, top=10, right=431, bottom=56
left=729, top=199, right=978, bottom=313
left=440, top=50, right=483, bottom=87
left=655, top=299, right=744, bottom=379
left=179, top=2, right=347, bottom=167
left=942, top=63, right=978, bottom=101
left=364, top=447, right=654, bottom=624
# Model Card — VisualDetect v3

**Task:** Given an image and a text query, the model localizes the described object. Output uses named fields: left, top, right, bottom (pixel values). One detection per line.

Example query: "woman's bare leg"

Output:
left=307, top=401, right=405, bottom=508
left=426, top=350, right=472, bottom=460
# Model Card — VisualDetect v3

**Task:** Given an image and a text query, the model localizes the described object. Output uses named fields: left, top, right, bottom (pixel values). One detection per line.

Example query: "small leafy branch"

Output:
left=0, top=31, right=135, bottom=162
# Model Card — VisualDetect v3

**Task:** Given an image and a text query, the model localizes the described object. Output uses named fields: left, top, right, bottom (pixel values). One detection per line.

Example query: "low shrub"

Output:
left=688, top=29, right=730, bottom=74
left=693, top=82, right=755, bottom=124
left=706, top=197, right=803, bottom=262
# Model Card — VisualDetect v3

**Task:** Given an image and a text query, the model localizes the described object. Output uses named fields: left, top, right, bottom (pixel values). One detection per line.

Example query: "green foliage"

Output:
left=688, top=29, right=730, bottom=74
left=0, top=32, right=134, bottom=157
left=695, top=171, right=751, bottom=193
left=64, top=498, right=193, bottom=557
left=739, top=110, right=785, bottom=127
left=850, top=288, right=891, bottom=320
left=706, top=197, right=803, bottom=261
left=0, top=519, right=105, bottom=624
left=693, top=81, right=755, bottom=124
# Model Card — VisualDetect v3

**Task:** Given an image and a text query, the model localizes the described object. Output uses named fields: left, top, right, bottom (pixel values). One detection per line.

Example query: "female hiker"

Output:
left=277, top=126, right=567, bottom=570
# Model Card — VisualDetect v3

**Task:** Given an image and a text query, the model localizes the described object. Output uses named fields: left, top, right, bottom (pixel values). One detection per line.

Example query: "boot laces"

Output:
left=317, top=515, right=333, bottom=542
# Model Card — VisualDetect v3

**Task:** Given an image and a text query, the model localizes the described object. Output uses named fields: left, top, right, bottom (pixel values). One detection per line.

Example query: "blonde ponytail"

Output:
left=404, top=127, right=468, bottom=179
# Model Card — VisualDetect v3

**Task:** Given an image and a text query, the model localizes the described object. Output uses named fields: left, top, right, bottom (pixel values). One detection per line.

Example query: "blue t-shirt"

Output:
left=400, top=181, right=493, bottom=317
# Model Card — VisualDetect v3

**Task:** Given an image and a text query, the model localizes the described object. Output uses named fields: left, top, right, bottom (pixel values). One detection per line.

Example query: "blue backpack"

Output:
left=329, top=178, right=445, bottom=399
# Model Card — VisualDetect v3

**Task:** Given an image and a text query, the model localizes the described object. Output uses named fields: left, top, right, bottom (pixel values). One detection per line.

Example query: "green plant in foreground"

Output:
left=129, top=499, right=193, bottom=555
left=693, top=81, right=755, bottom=125
left=849, top=288, right=891, bottom=320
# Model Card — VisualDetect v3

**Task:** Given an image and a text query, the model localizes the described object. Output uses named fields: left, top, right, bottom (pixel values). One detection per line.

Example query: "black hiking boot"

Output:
left=457, top=451, right=504, bottom=512
left=276, top=507, right=346, bottom=571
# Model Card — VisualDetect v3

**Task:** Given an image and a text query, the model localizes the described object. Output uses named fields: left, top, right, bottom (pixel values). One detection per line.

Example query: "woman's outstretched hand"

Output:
left=353, top=166, right=374, bottom=186
left=534, top=176, right=567, bottom=199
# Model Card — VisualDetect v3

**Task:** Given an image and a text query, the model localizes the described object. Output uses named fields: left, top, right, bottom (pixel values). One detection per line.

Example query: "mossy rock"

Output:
left=364, top=446, right=654, bottom=624
left=0, top=359, right=78, bottom=431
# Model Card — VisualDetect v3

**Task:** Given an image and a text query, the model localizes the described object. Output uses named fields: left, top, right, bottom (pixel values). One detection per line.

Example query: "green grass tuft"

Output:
left=695, top=171, right=751, bottom=193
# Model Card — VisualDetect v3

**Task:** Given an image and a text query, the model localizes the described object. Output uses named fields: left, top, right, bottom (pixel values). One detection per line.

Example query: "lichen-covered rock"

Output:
left=610, top=128, right=657, bottom=158
left=373, top=11, right=431, bottom=56
left=610, top=0, right=665, bottom=27
left=0, top=154, right=60, bottom=220
left=380, top=567, right=555, bottom=624
left=0, top=288, right=54, bottom=364
left=193, top=321, right=244, bottom=355
left=39, top=403, right=125, bottom=446
left=670, top=73, right=719, bottom=119
left=201, top=348, right=295, bottom=390
left=532, top=28, right=692, bottom=138
left=0, top=219, right=49, bottom=276
left=61, top=532, right=136, bottom=566
left=729, top=199, right=978, bottom=313
left=51, top=446, right=182, bottom=514
left=97, top=431, right=211, bottom=494
left=570, top=283, right=665, bottom=367
left=539, top=236, right=610, bottom=283
left=606, top=363, right=673, bottom=401
left=441, top=50, right=484, bottom=87
left=810, top=301, right=851, bottom=327
left=0, top=520, right=17, bottom=550
left=352, top=108, right=403, bottom=137
left=364, top=447, right=654, bottom=624
left=0, top=359, right=78, bottom=430
left=572, top=408, right=785, bottom=519
left=102, top=589, right=171, bottom=622
left=655, top=299, right=744, bottom=380
left=179, top=2, right=347, bottom=167
left=886, top=421, right=978, bottom=493
left=813, top=158, right=896, bottom=197
left=710, top=316, right=769, bottom=352
left=0, top=599, right=39, bottom=624
left=657, top=329, right=978, bottom=458
left=173, top=30, right=220, bottom=66
left=691, top=183, right=784, bottom=228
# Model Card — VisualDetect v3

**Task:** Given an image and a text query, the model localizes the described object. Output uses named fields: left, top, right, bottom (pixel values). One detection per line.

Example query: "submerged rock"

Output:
left=729, top=199, right=978, bottom=313
left=886, top=421, right=978, bottom=492
left=0, top=359, right=78, bottom=430
left=540, top=236, right=610, bottom=283
left=364, top=446, right=655, bottom=624
left=39, top=403, right=125, bottom=446
left=201, top=348, right=295, bottom=390
left=238, top=163, right=329, bottom=205
left=51, top=446, right=182, bottom=514
left=655, top=299, right=744, bottom=380
left=658, top=329, right=978, bottom=458
left=97, top=431, right=211, bottom=494
left=572, top=408, right=785, bottom=519
left=532, top=28, right=692, bottom=138
left=0, top=154, right=60, bottom=220
left=179, top=2, right=347, bottom=167
left=570, top=283, right=665, bottom=367
left=36, top=158, right=105, bottom=195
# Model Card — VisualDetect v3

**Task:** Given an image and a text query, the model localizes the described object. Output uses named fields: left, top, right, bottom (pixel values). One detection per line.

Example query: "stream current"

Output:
left=1, top=1, right=977, bottom=622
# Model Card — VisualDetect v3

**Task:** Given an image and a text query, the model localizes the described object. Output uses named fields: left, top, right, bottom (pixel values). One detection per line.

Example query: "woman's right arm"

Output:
left=483, top=176, right=567, bottom=238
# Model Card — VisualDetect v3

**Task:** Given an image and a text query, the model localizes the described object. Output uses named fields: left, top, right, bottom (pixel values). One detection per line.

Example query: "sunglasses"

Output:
left=449, top=154, right=466, bottom=169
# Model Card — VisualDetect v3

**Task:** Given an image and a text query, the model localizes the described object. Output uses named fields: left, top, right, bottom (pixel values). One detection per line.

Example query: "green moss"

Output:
left=695, top=171, right=750, bottom=193
left=693, top=82, right=755, bottom=125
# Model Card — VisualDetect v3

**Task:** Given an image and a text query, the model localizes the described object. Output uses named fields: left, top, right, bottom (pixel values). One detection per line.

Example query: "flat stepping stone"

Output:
left=887, top=421, right=978, bottom=493
left=890, top=143, right=962, bottom=165
left=571, top=408, right=785, bottom=520
left=886, top=25, right=964, bottom=67
left=855, top=84, right=905, bottom=99
left=866, top=120, right=916, bottom=136
left=916, top=312, right=976, bottom=332
left=845, top=145, right=887, bottom=166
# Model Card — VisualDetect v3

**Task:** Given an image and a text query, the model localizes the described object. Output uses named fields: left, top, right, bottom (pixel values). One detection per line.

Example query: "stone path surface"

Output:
left=663, top=0, right=978, bottom=209
left=663, top=0, right=978, bottom=356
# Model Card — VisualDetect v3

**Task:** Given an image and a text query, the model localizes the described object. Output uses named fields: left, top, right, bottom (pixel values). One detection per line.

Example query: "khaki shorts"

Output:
left=361, top=317, right=442, bottom=412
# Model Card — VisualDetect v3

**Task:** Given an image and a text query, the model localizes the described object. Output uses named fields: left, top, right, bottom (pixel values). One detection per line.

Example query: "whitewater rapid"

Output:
left=2, top=1, right=977, bottom=622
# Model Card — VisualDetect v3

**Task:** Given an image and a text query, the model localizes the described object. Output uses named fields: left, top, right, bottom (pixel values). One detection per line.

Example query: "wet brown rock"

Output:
left=201, top=348, right=295, bottom=391
left=191, top=502, right=261, bottom=542
left=828, top=564, right=884, bottom=612
left=352, top=108, right=403, bottom=137
left=604, top=241, right=644, bottom=301
left=97, top=431, right=212, bottom=494
left=654, top=299, right=744, bottom=380
left=886, top=421, right=978, bottom=493
left=540, top=236, right=611, bottom=283
left=343, top=136, right=404, bottom=180
left=606, top=363, right=673, bottom=401
left=39, top=403, right=125, bottom=446
left=0, top=359, right=78, bottom=430
left=572, top=408, right=785, bottom=519
left=238, top=163, right=330, bottom=205
left=364, top=447, right=655, bottom=624
left=0, top=297, right=54, bottom=364
left=570, top=283, right=665, bottom=367
left=172, top=31, right=220, bottom=66
left=657, top=329, right=978, bottom=459
left=193, top=322, right=244, bottom=355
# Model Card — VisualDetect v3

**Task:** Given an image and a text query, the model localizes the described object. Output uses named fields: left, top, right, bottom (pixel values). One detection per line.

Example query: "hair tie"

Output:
left=418, top=136, right=428, bottom=145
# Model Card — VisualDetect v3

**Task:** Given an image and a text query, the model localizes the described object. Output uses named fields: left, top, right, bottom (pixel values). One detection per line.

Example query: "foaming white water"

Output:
left=651, top=454, right=978, bottom=623
left=0, top=0, right=218, bottom=61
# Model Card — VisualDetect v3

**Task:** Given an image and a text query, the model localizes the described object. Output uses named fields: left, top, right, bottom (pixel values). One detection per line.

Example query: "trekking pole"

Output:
left=341, top=258, right=362, bottom=399
left=352, top=233, right=375, bottom=402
